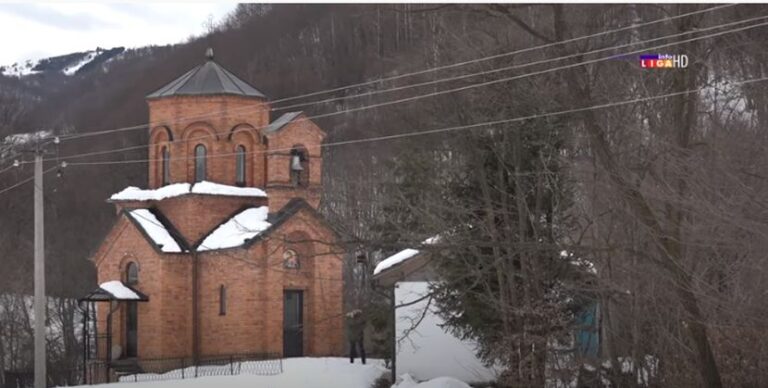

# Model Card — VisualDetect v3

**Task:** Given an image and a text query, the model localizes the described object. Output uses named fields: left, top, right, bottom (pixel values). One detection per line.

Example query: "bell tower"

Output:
left=263, top=111, right=325, bottom=210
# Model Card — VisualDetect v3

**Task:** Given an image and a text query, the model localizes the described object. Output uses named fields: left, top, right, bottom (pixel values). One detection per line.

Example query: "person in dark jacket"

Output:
left=345, top=309, right=366, bottom=364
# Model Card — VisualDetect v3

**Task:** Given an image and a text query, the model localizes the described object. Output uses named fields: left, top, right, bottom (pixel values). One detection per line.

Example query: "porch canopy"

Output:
left=80, top=281, right=149, bottom=302
left=78, top=281, right=149, bottom=384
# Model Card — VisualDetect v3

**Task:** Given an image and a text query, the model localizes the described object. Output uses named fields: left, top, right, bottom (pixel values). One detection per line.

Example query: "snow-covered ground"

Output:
left=395, top=282, right=499, bottom=383
left=81, top=358, right=387, bottom=388
left=393, top=374, right=471, bottom=388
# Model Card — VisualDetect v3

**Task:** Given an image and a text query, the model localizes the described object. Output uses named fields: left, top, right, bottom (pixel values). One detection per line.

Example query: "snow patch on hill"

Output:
left=0, top=59, right=41, bottom=77
left=1, top=47, right=125, bottom=78
left=63, top=51, right=98, bottom=76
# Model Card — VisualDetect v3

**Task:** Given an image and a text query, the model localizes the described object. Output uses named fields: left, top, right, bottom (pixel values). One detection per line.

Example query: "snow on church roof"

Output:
left=110, top=181, right=267, bottom=202
left=373, top=235, right=441, bottom=276
left=127, top=209, right=184, bottom=253
left=99, top=281, right=142, bottom=300
left=198, top=206, right=272, bottom=251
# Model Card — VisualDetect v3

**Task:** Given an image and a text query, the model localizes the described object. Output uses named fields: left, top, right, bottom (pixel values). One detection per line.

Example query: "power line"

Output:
left=240, top=4, right=736, bottom=107
left=43, top=5, right=735, bottom=145
left=36, top=16, right=768, bottom=165
left=0, top=162, right=19, bottom=176
left=37, top=17, right=768, bottom=165
left=270, top=11, right=766, bottom=112
left=31, top=15, right=768, bottom=166
left=0, top=152, right=22, bottom=173
left=0, top=166, right=58, bottom=196
left=53, top=74, right=768, bottom=168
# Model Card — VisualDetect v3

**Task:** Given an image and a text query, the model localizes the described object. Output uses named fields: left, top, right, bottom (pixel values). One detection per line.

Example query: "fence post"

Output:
left=230, top=356, right=234, bottom=375
left=181, top=358, right=185, bottom=379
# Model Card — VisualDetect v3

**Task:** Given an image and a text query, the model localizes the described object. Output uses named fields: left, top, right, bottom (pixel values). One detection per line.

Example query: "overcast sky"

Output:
left=0, top=2, right=237, bottom=65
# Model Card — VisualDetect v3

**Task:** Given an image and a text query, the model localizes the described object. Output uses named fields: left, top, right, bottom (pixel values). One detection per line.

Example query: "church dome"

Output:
left=146, top=48, right=266, bottom=99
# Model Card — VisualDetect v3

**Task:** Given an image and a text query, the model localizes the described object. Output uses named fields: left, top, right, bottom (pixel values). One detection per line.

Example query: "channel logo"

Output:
left=639, top=54, right=689, bottom=69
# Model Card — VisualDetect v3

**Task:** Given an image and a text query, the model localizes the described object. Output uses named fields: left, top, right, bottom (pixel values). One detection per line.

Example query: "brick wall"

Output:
left=94, top=217, right=190, bottom=360
left=147, top=96, right=270, bottom=189
left=196, top=206, right=344, bottom=357
left=95, top=203, right=344, bottom=361
left=93, top=89, right=342, bottom=362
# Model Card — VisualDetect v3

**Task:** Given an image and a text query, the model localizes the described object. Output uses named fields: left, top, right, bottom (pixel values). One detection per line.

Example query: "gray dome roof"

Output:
left=147, top=52, right=266, bottom=99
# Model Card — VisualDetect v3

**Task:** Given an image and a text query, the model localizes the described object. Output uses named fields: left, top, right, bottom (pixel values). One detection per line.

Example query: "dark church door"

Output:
left=283, top=290, right=304, bottom=357
left=125, top=302, right=138, bottom=358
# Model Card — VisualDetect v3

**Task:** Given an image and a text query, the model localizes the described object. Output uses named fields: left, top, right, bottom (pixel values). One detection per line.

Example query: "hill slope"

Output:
left=0, top=4, right=459, bottom=296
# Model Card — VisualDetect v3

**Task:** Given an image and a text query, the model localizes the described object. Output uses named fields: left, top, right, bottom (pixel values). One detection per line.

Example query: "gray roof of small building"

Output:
left=264, top=111, right=303, bottom=133
left=147, top=55, right=266, bottom=99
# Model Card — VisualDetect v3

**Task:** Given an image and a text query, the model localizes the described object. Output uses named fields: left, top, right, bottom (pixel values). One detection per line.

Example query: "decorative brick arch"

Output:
left=227, top=123, right=260, bottom=144
left=149, top=126, right=173, bottom=187
left=229, top=126, right=257, bottom=176
left=181, top=123, right=217, bottom=182
left=181, top=122, right=218, bottom=142
left=150, top=126, right=173, bottom=143
left=229, top=124, right=266, bottom=187
left=118, top=253, right=140, bottom=283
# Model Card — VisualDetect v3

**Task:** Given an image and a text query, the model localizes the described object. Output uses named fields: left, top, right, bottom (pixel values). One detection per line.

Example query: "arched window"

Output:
left=161, top=147, right=170, bottom=186
left=126, top=262, right=139, bottom=285
left=289, top=147, right=309, bottom=187
left=235, top=145, right=246, bottom=187
left=194, top=144, right=207, bottom=182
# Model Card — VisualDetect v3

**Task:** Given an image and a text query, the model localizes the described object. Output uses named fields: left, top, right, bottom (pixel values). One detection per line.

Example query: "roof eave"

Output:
left=146, top=92, right=267, bottom=100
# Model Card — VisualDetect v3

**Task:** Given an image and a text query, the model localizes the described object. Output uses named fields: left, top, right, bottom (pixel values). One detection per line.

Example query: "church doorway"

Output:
left=125, top=302, right=138, bottom=358
left=283, top=290, right=304, bottom=357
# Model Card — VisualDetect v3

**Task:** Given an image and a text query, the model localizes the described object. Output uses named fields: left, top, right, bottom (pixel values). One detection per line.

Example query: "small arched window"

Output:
left=126, top=262, right=139, bottom=285
left=235, top=145, right=246, bottom=187
left=194, top=144, right=207, bottom=182
left=161, top=147, right=170, bottom=186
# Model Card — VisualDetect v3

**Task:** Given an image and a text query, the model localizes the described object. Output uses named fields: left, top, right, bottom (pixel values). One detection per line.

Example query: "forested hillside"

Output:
left=2, top=4, right=768, bottom=387
left=0, top=3, right=455, bottom=296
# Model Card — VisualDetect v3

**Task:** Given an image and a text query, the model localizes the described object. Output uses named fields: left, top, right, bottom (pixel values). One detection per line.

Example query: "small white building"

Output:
left=373, top=245, right=498, bottom=385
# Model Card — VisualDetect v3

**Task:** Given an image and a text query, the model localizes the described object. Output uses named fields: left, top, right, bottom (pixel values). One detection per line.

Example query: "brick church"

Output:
left=88, top=49, right=344, bottom=364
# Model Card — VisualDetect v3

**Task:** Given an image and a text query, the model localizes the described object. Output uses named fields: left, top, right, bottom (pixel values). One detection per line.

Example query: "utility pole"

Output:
left=33, top=147, right=47, bottom=388
left=17, top=137, right=64, bottom=388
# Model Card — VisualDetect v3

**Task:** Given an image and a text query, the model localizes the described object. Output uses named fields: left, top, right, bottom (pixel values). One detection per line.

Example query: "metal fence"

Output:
left=3, top=353, right=282, bottom=387
left=114, top=353, right=283, bottom=383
